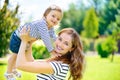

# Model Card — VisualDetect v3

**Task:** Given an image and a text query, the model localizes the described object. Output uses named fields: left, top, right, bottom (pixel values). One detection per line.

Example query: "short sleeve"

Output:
left=50, top=62, right=69, bottom=79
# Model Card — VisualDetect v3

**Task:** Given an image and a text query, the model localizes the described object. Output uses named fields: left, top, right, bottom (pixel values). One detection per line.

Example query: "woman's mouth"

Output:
left=55, top=45, right=63, bottom=51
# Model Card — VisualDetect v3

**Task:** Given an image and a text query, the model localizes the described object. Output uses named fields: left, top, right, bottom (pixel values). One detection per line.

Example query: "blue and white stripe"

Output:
left=15, top=18, right=56, bottom=52
left=37, top=62, right=69, bottom=80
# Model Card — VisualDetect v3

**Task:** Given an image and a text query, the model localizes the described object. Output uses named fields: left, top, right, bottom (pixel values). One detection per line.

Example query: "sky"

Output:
left=0, top=0, right=78, bottom=25
left=0, top=0, right=89, bottom=25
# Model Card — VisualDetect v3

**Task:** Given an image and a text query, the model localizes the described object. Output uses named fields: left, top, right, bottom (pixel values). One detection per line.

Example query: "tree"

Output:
left=0, top=0, right=20, bottom=57
left=86, top=0, right=105, bottom=16
left=82, top=7, right=99, bottom=38
left=59, top=3, right=85, bottom=34
left=99, top=0, right=120, bottom=35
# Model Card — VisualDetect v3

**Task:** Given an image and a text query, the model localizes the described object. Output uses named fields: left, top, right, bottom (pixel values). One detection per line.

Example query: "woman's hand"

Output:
left=19, top=27, right=31, bottom=42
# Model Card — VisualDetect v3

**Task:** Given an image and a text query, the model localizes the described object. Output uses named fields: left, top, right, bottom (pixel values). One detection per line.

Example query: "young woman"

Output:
left=16, top=27, right=85, bottom=80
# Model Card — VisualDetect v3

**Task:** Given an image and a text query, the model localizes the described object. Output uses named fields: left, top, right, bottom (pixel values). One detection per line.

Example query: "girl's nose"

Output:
left=54, top=18, right=58, bottom=22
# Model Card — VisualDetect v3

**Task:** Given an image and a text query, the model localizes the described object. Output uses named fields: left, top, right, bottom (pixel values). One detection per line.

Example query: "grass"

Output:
left=0, top=58, right=36, bottom=80
left=0, top=55, right=120, bottom=80
left=81, top=55, right=120, bottom=80
left=0, top=64, right=36, bottom=80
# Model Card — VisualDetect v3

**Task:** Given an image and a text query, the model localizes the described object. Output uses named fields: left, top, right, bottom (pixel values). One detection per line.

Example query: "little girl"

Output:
left=4, top=4, right=63, bottom=80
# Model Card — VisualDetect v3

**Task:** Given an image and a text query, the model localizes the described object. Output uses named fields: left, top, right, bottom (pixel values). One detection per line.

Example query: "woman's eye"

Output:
left=64, top=42, right=68, bottom=46
left=52, top=15, right=55, bottom=18
left=58, top=37, right=62, bottom=41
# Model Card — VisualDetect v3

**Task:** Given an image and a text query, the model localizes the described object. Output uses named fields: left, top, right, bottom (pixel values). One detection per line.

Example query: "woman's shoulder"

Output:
left=49, top=61, right=69, bottom=79
left=50, top=61, right=69, bottom=70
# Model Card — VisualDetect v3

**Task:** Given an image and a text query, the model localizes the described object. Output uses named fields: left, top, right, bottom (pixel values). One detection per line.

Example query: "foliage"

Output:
left=94, top=38, right=105, bottom=51
left=59, top=3, right=85, bottom=34
left=97, top=43, right=108, bottom=58
left=59, top=0, right=120, bottom=53
left=81, top=37, right=90, bottom=53
left=82, top=7, right=99, bottom=38
left=105, top=22, right=119, bottom=35
left=32, top=41, right=50, bottom=59
left=99, top=0, right=120, bottom=35
left=102, top=36, right=118, bottom=53
left=97, top=36, right=118, bottom=58
left=0, top=0, right=20, bottom=57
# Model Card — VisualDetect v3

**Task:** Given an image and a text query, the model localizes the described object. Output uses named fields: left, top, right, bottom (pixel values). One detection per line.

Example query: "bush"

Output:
left=96, top=36, right=118, bottom=58
left=97, top=43, right=110, bottom=58
left=32, top=41, right=50, bottom=59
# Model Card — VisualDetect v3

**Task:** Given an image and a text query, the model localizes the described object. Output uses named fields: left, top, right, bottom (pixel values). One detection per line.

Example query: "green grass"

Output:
left=81, top=55, right=120, bottom=80
left=0, top=65, right=36, bottom=80
left=0, top=58, right=36, bottom=80
left=0, top=55, right=120, bottom=80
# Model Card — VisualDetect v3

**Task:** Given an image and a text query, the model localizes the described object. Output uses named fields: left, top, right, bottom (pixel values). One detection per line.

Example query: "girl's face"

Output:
left=46, top=10, right=62, bottom=28
left=54, top=32, right=73, bottom=55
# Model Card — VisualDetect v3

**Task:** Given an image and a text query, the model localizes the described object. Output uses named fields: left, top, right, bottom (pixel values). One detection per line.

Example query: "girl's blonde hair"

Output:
left=43, top=4, right=63, bottom=19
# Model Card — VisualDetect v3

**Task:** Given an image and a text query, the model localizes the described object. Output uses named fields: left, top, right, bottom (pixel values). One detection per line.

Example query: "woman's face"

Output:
left=54, top=32, right=73, bottom=55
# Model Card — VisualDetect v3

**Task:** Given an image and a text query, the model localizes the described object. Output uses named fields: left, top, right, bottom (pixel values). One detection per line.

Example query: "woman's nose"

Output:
left=58, top=42, right=63, bottom=47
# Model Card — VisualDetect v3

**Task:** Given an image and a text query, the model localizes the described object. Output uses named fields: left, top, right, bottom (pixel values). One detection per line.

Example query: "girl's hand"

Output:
left=19, top=27, right=31, bottom=42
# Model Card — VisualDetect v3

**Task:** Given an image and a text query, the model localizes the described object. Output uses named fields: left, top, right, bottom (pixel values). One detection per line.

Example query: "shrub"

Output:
left=97, top=36, right=118, bottom=58
left=97, top=43, right=110, bottom=58
left=32, top=41, right=50, bottom=59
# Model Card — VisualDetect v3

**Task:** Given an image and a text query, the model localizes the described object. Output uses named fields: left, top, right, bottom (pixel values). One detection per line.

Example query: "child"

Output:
left=4, top=4, right=63, bottom=80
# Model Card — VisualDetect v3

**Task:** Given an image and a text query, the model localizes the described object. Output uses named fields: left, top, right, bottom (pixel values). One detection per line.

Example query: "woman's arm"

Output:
left=16, top=27, right=54, bottom=74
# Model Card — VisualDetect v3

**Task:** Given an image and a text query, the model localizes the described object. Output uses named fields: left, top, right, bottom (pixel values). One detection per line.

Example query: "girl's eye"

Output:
left=57, top=18, right=60, bottom=21
left=52, top=15, right=55, bottom=18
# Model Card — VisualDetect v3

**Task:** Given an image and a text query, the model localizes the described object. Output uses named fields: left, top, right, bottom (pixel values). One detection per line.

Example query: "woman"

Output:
left=16, top=27, right=85, bottom=80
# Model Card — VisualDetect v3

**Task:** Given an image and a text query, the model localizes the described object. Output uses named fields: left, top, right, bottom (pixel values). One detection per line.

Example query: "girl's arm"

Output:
left=16, top=28, right=54, bottom=74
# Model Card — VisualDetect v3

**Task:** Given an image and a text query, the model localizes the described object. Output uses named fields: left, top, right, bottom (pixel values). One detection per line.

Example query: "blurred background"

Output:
left=0, top=0, right=120, bottom=80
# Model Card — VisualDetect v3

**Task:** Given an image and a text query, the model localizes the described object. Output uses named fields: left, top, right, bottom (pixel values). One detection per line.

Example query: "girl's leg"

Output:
left=12, top=56, right=21, bottom=78
left=4, top=53, right=17, bottom=80
left=7, top=53, right=17, bottom=73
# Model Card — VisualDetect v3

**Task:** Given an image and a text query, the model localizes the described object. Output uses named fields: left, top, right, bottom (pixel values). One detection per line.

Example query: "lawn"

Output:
left=81, top=55, right=120, bottom=80
left=0, top=55, right=120, bottom=80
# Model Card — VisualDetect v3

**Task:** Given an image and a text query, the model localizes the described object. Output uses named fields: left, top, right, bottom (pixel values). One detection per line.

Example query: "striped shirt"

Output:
left=15, top=18, right=56, bottom=52
left=37, top=62, right=69, bottom=80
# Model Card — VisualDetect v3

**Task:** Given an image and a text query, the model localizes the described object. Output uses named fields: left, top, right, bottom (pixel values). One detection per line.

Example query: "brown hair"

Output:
left=43, top=4, right=63, bottom=19
left=52, top=28, right=85, bottom=80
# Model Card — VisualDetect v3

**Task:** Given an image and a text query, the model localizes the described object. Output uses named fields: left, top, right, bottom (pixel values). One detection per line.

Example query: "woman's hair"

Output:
left=43, top=4, right=63, bottom=19
left=52, top=28, right=85, bottom=80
